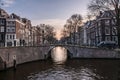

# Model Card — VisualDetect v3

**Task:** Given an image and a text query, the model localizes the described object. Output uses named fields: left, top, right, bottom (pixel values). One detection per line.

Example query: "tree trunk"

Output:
left=116, top=9, right=120, bottom=47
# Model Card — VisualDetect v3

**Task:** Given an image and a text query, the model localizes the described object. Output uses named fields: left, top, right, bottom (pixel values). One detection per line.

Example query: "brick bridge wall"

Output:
left=0, top=46, right=119, bottom=71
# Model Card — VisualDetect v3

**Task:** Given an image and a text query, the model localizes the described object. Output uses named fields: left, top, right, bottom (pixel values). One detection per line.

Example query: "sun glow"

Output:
left=55, top=30, right=62, bottom=40
left=51, top=47, right=67, bottom=64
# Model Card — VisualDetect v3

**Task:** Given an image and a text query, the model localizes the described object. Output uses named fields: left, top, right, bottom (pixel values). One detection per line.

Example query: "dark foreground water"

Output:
left=0, top=59, right=120, bottom=80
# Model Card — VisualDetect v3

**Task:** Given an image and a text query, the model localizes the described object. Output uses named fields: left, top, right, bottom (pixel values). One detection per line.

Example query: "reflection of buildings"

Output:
left=0, top=8, right=32, bottom=47
left=82, top=10, right=118, bottom=46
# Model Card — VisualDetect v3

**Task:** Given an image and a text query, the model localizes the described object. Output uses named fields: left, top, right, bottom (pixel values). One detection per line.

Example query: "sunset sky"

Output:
left=2, top=0, right=90, bottom=39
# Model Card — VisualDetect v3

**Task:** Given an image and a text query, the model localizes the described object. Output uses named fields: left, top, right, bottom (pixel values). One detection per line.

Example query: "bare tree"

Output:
left=64, top=14, right=82, bottom=34
left=45, top=25, right=56, bottom=44
left=88, top=0, right=120, bottom=47
left=67, top=14, right=82, bottom=44
left=70, top=14, right=83, bottom=32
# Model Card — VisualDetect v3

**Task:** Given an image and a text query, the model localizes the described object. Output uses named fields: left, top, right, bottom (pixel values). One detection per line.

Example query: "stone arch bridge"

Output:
left=0, top=44, right=119, bottom=70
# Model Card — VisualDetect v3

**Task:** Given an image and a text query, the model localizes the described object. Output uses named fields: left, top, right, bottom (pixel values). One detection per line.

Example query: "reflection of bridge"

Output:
left=0, top=44, right=119, bottom=71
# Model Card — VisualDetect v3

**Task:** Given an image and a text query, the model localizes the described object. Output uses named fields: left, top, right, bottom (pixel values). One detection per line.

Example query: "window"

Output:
left=98, top=27, right=101, bottom=36
left=0, top=26, right=4, bottom=32
left=12, top=22, right=15, bottom=24
left=0, top=20, right=5, bottom=25
left=0, top=34, right=1, bottom=40
left=0, top=34, right=4, bottom=40
left=98, top=22, right=101, bottom=26
left=7, top=42, right=12, bottom=46
left=7, top=22, right=10, bottom=25
left=7, top=27, right=15, bottom=32
left=112, top=19, right=115, bottom=25
left=7, top=35, right=9, bottom=39
left=105, top=20, right=110, bottom=26
left=105, top=36, right=111, bottom=41
left=10, top=35, right=12, bottom=39
left=112, top=36, right=117, bottom=42
left=12, top=28, right=15, bottom=32
left=112, top=27, right=117, bottom=35
left=7, top=21, right=15, bottom=26
left=7, top=29, right=10, bottom=32
left=11, top=26, right=15, bottom=32
left=105, top=27, right=110, bottom=35
left=13, top=35, right=15, bottom=39
left=1, top=20, right=5, bottom=24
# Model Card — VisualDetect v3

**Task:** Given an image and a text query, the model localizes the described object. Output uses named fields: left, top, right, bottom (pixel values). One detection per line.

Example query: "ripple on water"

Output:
left=27, top=66, right=103, bottom=80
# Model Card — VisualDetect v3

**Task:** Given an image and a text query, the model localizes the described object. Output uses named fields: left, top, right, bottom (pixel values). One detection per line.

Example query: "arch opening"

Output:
left=47, top=46, right=72, bottom=64
left=0, top=57, right=4, bottom=70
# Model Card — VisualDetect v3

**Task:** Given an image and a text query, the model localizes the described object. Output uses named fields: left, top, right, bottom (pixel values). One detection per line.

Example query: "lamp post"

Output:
left=42, top=30, right=44, bottom=44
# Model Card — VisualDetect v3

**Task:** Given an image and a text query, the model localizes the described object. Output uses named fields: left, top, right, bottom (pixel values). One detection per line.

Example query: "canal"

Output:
left=0, top=47, right=120, bottom=80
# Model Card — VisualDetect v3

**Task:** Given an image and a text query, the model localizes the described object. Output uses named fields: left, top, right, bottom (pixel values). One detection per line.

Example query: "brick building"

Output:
left=0, top=8, right=9, bottom=47
left=0, top=9, right=32, bottom=47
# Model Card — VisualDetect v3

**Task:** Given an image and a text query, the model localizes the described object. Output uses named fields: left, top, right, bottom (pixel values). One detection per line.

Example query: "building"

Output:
left=83, top=10, right=118, bottom=46
left=95, top=11, right=117, bottom=45
left=0, top=8, right=9, bottom=47
left=5, top=14, right=25, bottom=47
left=0, top=9, right=32, bottom=47
left=86, top=20, right=96, bottom=46
left=22, top=18, right=32, bottom=46
left=78, top=26, right=84, bottom=46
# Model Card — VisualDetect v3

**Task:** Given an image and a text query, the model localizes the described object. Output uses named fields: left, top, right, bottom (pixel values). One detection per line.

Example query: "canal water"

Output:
left=0, top=47, right=120, bottom=80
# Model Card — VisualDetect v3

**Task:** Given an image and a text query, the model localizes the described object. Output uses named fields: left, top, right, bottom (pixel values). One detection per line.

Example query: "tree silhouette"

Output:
left=63, top=14, right=82, bottom=44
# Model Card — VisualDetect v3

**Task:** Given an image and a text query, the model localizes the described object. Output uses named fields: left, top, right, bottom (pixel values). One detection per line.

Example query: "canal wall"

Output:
left=0, top=46, right=120, bottom=71
left=73, top=47, right=120, bottom=58
left=0, top=46, right=49, bottom=71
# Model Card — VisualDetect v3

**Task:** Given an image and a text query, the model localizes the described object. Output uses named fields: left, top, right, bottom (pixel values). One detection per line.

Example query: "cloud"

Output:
left=1, top=0, right=15, bottom=7
left=32, top=19, right=66, bottom=30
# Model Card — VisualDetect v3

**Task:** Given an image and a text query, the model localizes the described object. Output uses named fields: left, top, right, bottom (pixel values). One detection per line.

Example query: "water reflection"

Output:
left=27, top=47, right=102, bottom=80
left=28, top=65, right=101, bottom=80
left=0, top=59, right=119, bottom=80
left=51, top=47, right=67, bottom=64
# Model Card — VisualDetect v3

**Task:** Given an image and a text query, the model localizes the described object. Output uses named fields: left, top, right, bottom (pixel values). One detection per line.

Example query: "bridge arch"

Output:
left=0, top=56, right=4, bottom=70
left=0, top=56, right=4, bottom=63
left=46, top=45, right=73, bottom=59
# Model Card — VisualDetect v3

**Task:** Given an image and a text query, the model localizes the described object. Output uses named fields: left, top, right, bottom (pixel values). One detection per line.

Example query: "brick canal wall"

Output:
left=0, top=46, right=120, bottom=71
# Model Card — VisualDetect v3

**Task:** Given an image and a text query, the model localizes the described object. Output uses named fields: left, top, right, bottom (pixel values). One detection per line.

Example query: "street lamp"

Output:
left=42, top=30, right=44, bottom=44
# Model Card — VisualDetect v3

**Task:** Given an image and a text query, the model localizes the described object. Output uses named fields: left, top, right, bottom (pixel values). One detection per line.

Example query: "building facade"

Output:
left=0, top=8, right=9, bottom=47
left=0, top=9, right=32, bottom=47
left=83, top=10, right=118, bottom=46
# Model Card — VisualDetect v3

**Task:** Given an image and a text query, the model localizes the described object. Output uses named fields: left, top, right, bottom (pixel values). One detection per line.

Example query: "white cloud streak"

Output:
left=1, top=0, right=15, bottom=7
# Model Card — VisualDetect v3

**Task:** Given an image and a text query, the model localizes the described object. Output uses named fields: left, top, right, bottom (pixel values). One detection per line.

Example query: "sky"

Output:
left=2, top=0, right=90, bottom=39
